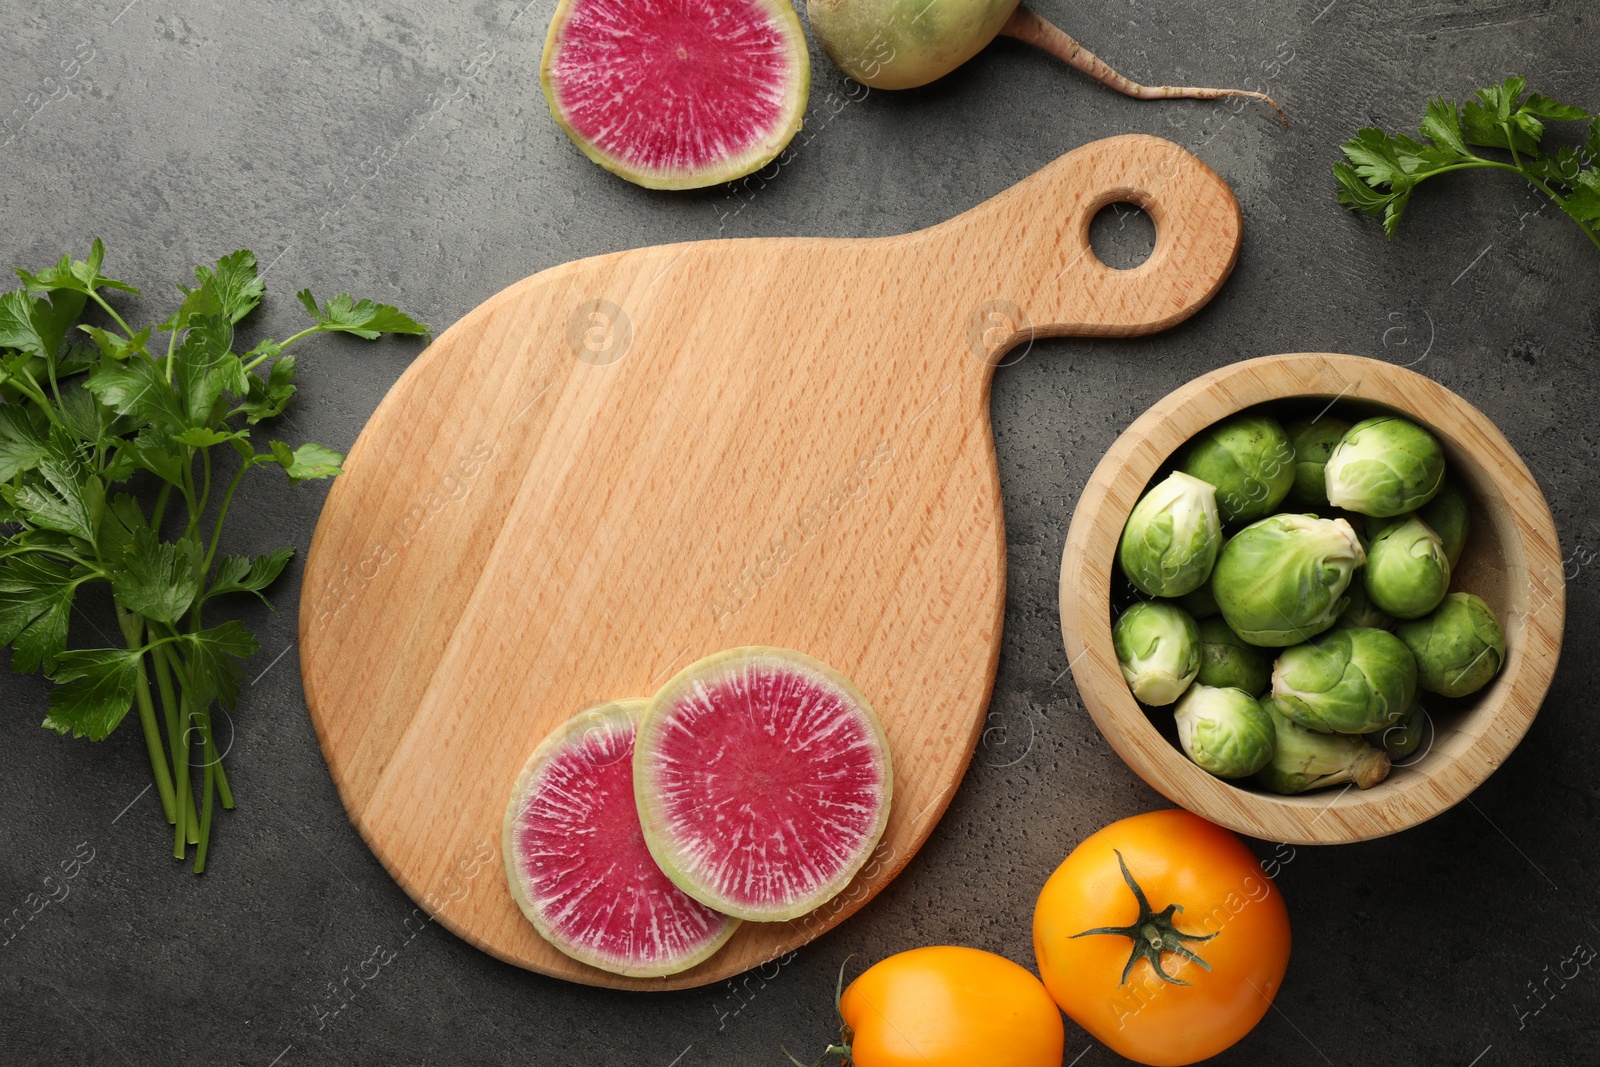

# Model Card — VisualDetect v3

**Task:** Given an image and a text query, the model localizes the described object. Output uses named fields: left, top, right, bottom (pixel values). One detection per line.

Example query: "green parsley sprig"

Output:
left=0, top=241, right=426, bottom=872
left=1335, top=75, right=1600, bottom=251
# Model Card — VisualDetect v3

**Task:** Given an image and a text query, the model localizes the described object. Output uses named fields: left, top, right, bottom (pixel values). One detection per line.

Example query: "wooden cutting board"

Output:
left=298, top=133, right=1242, bottom=991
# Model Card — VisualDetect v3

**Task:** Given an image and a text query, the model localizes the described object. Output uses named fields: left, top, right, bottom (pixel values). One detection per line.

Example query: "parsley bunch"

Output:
left=0, top=242, right=426, bottom=871
left=1335, top=76, right=1600, bottom=250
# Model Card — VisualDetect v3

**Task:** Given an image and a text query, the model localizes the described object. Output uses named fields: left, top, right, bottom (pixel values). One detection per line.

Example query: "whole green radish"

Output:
left=805, top=0, right=1285, bottom=122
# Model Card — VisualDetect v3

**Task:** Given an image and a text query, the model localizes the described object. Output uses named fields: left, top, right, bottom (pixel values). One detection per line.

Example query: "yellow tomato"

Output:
left=1033, top=809, right=1291, bottom=1066
left=836, top=946, right=1064, bottom=1067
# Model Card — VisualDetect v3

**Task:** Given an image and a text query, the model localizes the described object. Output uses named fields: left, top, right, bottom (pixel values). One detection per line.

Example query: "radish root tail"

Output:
left=1000, top=6, right=1288, bottom=127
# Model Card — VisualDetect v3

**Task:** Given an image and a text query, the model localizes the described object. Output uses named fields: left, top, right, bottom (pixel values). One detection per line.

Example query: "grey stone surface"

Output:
left=1, top=0, right=1597, bottom=1064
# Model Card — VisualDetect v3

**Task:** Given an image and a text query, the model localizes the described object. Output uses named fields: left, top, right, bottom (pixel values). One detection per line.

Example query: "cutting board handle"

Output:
left=933, top=133, right=1242, bottom=362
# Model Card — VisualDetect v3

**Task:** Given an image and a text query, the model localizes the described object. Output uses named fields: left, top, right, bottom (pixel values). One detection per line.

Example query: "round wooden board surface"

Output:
left=298, top=134, right=1243, bottom=989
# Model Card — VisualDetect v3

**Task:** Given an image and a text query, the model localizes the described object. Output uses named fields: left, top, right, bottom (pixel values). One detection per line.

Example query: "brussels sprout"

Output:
left=1195, top=617, right=1271, bottom=694
left=1369, top=482, right=1471, bottom=567
left=1364, top=515, right=1451, bottom=620
left=1334, top=581, right=1394, bottom=631
left=1420, top=481, right=1470, bottom=566
left=1395, top=592, right=1506, bottom=697
left=1178, top=581, right=1221, bottom=620
left=1113, top=601, right=1201, bottom=706
left=1254, top=697, right=1391, bottom=794
left=1174, top=685, right=1276, bottom=778
left=1212, top=515, right=1366, bottom=647
left=1324, top=416, right=1446, bottom=518
left=1271, top=627, right=1418, bottom=734
left=1117, top=472, right=1223, bottom=597
left=1284, top=416, right=1351, bottom=509
left=1178, top=414, right=1297, bottom=524
left=1365, top=698, right=1427, bottom=760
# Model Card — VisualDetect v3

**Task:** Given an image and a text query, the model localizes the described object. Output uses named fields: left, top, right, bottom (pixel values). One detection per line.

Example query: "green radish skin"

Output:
left=807, top=0, right=1286, bottom=124
left=807, top=0, right=1018, bottom=91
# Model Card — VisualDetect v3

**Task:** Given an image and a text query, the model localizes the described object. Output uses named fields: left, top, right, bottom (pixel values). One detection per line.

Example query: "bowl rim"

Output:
left=1059, top=353, right=1565, bottom=844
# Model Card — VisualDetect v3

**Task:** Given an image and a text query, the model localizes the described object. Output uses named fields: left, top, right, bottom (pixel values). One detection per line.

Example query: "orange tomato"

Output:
left=834, top=947, right=1064, bottom=1067
left=1033, top=809, right=1290, bottom=1066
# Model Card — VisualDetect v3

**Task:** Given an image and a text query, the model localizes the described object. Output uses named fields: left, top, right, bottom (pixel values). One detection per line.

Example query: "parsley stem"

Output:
left=87, top=289, right=137, bottom=341
left=1402, top=157, right=1600, bottom=252
left=153, top=644, right=194, bottom=856
left=203, top=459, right=254, bottom=574
left=194, top=709, right=216, bottom=874
left=266, top=324, right=324, bottom=357
left=164, top=323, right=179, bottom=384
left=120, top=610, right=177, bottom=826
left=214, top=743, right=234, bottom=810
left=151, top=483, right=172, bottom=532
left=198, top=702, right=231, bottom=806
left=12, top=370, right=63, bottom=428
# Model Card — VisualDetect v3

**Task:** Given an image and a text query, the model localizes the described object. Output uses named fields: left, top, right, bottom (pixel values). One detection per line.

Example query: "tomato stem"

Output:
left=784, top=956, right=860, bottom=1067
left=1069, top=849, right=1218, bottom=986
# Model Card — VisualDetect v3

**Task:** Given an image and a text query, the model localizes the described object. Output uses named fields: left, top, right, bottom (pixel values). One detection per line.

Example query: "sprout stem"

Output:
left=1000, top=7, right=1288, bottom=127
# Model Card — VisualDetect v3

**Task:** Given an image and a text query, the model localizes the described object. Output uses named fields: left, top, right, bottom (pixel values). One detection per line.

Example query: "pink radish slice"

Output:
left=503, top=699, right=739, bottom=977
left=634, top=647, right=894, bottom=922
left=540, top=0, right=810, bottom=189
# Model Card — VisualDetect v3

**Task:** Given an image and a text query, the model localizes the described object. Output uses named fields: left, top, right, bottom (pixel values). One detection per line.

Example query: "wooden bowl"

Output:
left=1060, top=354, right=1565, bottom=844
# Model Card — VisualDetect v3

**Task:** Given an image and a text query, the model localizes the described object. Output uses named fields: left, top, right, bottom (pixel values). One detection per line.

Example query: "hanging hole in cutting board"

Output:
left=1088, top=201, right=1156, bottom=270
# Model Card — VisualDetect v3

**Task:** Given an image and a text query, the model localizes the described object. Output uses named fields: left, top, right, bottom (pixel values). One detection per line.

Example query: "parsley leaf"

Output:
left=108, top=528, right=202, bottom=626
left=0, top=554, right=79, bottom=674
left=206, top=547, right=294, bottom=607
left=42, top=648, right=143, bottom=740
left=185, top=250, right=264, bottom=325
left=5, top=458, right=100, bottom=541
left=86, top=355, right=187, bottom=431
left=1335, top=77, right=1599, bottom=250
left=15, top=238, right=139, bottom=299
left=115, top=428, right=188, bottom=488
left=238, top=353, right=296, bottom=424
left=269, top=440, right=344, bottom=483
left=0, top=289, right=87, bottom=361
left=0, top=406, right=49, bottom=481
left=183, top=620, right=260, bottom=709
left=174, top=313, right=246, bottom=426
left=295, top=289, right=429, bottom=339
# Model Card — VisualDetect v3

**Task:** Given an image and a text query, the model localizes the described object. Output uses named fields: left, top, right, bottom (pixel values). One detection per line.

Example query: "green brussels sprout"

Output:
left=1212, top=514, right=1366, bottom=647
left=1178, top=581, right=1221, bottom=620
left=1364, top=515, right=1451, bottom=620
left=1174, top=684, right=1276, bottom=778
left=1195, top=617, right=1271, bottom=694
left=1365, top=698, right=1427, bottom=760
left=1395, top=592, right=1506, bottom=697
left=1284, top=416, right=1351, bottom=509
left=1254, top=697, right=1391, bottom=794
left=1117, top=472, right=1223, bottom=597
left=1178, top=414, right=1297, bottom=524
left=1271, top=627, right=1418, bottom=734
left=1369, top=482, right=1471, bottom=567
left=1113, top=601, right=1201, bottom=706
left=1333, top=581, right=1394, bottom=631
left=1420, top=481, right=1469, bottom=566
left=1323, top=416, right=1446, bottom=518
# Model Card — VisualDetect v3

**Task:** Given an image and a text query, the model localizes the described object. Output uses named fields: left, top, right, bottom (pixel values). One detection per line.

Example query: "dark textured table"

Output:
left=2, top=1, right=1597, bottom=1064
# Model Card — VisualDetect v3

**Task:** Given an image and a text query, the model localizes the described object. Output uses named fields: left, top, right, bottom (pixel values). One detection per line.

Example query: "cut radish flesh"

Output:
left=540, top=0, right=810, bottom=190
left=634, top=648, right=894, bottom=922
left=503, top=699, right=740, bottom=977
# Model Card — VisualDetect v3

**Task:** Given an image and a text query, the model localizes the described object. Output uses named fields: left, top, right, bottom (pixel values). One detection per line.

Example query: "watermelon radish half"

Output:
left=540, top=0, right=810, bottom=190
left=503, top=699, right=740, bottom=977
left=634, top=648, right=893, bottom=922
